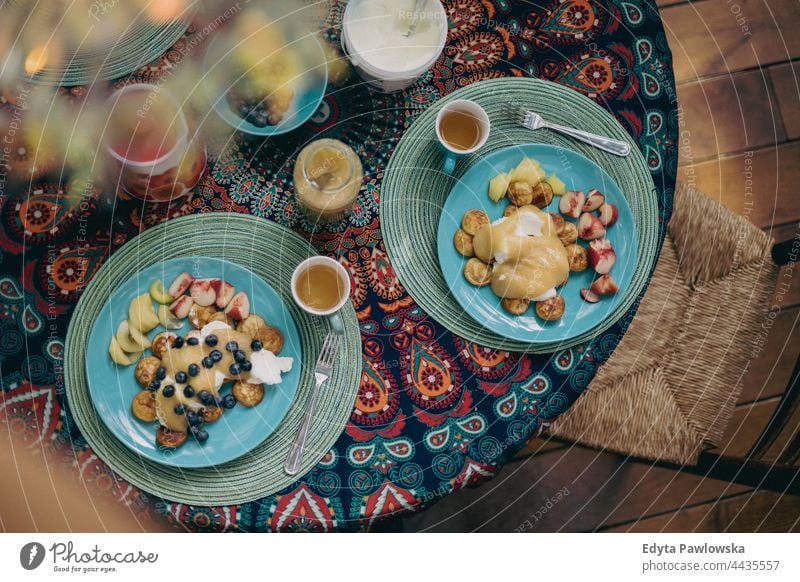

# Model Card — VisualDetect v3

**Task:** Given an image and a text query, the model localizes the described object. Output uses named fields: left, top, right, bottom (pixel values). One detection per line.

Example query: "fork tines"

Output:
left=316, top=332, right=339, bottom=369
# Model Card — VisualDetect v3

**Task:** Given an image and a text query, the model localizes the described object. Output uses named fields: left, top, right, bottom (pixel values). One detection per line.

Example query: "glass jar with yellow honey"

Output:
left=293, top=139, right=363, bottom=223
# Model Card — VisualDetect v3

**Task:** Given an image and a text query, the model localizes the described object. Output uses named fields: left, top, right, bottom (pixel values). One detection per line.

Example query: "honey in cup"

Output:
left=294, top=261, right=347, bottom=313
left=439, top=108, right=482, bottom=151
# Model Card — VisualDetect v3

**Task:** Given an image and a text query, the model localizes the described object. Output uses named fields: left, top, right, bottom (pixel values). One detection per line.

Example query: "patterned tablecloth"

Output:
left=0, top=0, right=678, bottom=531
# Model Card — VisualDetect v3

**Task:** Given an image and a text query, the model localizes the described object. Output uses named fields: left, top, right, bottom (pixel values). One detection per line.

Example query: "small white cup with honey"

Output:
left=291, top=256, right=351, bottom=333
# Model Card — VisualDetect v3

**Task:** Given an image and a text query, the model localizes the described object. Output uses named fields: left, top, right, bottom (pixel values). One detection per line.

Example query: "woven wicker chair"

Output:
left=551, top=183, right=798, bottom=493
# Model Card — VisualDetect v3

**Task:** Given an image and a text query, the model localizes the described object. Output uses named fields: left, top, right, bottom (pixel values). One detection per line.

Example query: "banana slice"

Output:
left=129, top=293, right=159, bottom=333
left=157, top=304, right=183, bottom=329
left=109, top=337, right=132, bottom=366
left=116, top=320, right=144, bottom=352
left=149, top=280, right=174, bottom=304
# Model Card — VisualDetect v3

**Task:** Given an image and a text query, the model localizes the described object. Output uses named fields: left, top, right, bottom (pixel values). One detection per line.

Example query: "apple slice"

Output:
left=129, top=293, right=159, bottom=333
left=169, top=295, right=195, bottom=319
left=116, top=320, right=150, bottom=352
left=109, top=337, right=133, bottom=366
left=214, top=280, right=235, bottom=308
left=190, top=278, right=216, bottom=307
left=168, top=272, right=194, bottom=298
left=157, top=304, right=183, bottom=329
left=148, top=280, right=173, bottom=304
left=224, top=291, right=250, bottom=321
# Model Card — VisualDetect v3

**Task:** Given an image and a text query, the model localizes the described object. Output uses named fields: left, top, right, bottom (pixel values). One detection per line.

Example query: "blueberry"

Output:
left=194, top=429, right=209, bottom=443
left=187, top=337, right=200, bottom=346
left=162, top=385, right=175, bottom=397
left=174, top=404, right=186, bottom=415
left=187, top=364, right=199, bottom=377
left=205, top=334, right=218, bottom=347
left=173, top=336, right=185, bottom=348
left=225, top=341, right=239, bottom=353
left=250, top=340, right=263, bottom=352
left=222, top=394, right=237, bottom=409
left=233, top=350, right=247, bottom=363
left=156, top=366, right=167, bottom=380
left=210, top=349, right=222, bottom=362
left=202, top=356, right=214, bottom=369
left=198, top=390, right=214, bottom=405
left=147, top=379, right=160, bottom=392
left=241, top=360, right=252, bottom=372
left=183, top=385, right=195, bottom=398
left=215, top=395, right=225, bottom=407
left=175, top=371, right=188, bottom=384
left=229, top=363, right=241, bottom=376
left=186, top=411, right=203, bottom=426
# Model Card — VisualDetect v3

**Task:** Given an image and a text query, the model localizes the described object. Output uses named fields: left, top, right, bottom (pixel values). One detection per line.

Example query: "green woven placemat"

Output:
left=382, top=78, right=659, bottom=353
left=64, top=214, right=361, bottom=505
left=26, top=18, right=190, bottom=86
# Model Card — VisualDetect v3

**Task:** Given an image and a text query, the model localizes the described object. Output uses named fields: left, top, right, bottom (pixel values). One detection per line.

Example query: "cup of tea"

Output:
left=291, top=256, right=351, bottom=333
left=435, top=99, right=490, bottom=174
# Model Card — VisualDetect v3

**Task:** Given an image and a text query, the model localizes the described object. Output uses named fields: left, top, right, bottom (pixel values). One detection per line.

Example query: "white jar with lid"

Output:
left=341, top=0, right=447, bottom=93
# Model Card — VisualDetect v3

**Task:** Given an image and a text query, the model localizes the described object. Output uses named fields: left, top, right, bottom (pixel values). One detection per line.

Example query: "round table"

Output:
left=0, top=0, right=677, bottom=531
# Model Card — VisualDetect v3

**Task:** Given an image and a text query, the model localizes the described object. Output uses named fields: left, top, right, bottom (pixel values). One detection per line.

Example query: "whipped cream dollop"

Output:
left=197, top=321, right=293, bottom=388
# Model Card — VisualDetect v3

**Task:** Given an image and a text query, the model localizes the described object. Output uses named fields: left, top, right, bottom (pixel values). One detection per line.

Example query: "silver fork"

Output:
left=284, top=332, right=339, bottom=475
left=502, top=104, right=631, bottom=157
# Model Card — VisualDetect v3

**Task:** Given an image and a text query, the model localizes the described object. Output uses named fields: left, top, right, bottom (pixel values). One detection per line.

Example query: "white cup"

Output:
left=435, top=99, right=491, bottom=174
left=291, top=256, right=351, bottom=333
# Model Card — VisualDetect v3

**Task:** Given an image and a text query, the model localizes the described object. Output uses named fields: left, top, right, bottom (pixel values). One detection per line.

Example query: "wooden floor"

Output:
left=377, top=0, right=800, bottom=533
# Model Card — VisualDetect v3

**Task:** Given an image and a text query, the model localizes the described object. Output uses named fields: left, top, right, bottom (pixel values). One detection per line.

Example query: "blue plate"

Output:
left=87, top=257, right=302, bottom=468
left=436, top=144, right=638, bottom=345
left=205, top=34, right=328, bottom=137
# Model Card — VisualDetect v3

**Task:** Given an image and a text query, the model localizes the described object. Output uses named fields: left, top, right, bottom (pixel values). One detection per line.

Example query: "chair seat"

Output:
left=550, top=182, right=778, bottom=464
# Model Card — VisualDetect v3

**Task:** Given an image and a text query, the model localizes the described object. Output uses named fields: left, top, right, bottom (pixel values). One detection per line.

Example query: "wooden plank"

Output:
left=676, top=70, right=785, bottom=160
left=605, top=490, right=800, bottom=532
left=513, top=437, right=567, bottom=459
left=678, top=142, right=800, bottom=229
left=739, top=306, right=800, bottom=403
left=770, top=222, right=800, bottom=308
left=385, top=446, right=749, bottom=532
left=712, top=397, right=781, bottom=457
left=769, top=61, right=800, bottom=140
left=662, top=0, right=800, bottom=82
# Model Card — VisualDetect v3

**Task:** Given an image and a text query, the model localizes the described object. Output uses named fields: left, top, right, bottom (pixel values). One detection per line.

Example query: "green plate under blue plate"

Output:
left=436, top=144, right=638, bottom=344
left=86, top=257, right=302, bottom=469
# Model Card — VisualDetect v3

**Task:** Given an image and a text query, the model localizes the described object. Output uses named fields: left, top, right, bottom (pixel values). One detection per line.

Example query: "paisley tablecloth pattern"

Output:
left=0, top=0, right=678, bottom=531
